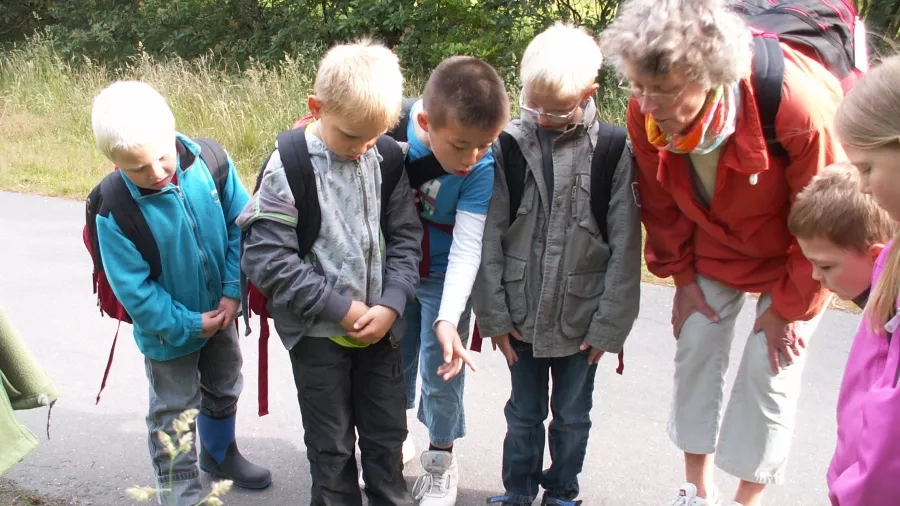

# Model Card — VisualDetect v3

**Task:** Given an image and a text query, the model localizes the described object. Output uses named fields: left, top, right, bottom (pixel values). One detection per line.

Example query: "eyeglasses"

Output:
left=618, top=80, right=687, bottom=106
left=519, top=93, right=586, bottom=123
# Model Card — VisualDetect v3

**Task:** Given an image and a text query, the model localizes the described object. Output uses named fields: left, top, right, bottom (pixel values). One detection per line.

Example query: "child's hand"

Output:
left=201, top=310, right=226, bottom=338
left=217, top=297, right=240, bottom=330
left=348, top=305, right=397, bottom=344
left=578, top=341, right=604, bottom=365
left=340, top=301, right=370, bottom=332
left=435, top=320, right=477, bottom=381
left=491, top=333, right=519, bottom=366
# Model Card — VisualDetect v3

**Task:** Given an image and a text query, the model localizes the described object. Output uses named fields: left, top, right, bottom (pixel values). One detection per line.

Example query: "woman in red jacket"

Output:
left=600, top=1, right=846, bottom=505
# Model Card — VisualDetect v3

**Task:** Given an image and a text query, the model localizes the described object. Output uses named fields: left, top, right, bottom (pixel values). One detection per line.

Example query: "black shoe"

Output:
left=541, top=497, right=582, bottom=506
left=199, top=441, right=272, bottom=489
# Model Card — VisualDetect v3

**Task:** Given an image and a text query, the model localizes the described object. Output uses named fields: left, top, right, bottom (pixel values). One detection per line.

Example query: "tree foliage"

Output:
left=1, top=1, right=897, bottom=77
left=0, top=0, right=620, bottom=84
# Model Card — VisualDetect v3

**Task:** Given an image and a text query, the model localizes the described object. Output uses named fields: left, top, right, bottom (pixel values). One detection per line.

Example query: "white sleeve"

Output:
left=435, top=210, right=486, bottom=328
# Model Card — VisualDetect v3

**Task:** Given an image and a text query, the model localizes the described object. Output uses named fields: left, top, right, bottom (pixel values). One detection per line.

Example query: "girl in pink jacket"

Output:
left=828, top=54, right=900, bottom=505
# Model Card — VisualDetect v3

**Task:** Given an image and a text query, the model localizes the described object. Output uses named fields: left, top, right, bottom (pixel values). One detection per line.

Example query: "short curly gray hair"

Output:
left=599, top=0, right=752, bottom=87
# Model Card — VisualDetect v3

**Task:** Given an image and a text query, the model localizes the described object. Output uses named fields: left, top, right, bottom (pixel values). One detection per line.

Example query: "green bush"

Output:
left=1, top=0, right=624, bottom=86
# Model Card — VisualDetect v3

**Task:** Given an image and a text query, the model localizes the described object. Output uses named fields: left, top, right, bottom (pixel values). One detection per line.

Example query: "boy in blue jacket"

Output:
left=91, top=80, right=270, bottom=505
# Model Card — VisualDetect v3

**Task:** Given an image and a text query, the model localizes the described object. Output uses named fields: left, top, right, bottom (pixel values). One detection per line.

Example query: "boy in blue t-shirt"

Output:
left=393, top=56, right=509, bottom=506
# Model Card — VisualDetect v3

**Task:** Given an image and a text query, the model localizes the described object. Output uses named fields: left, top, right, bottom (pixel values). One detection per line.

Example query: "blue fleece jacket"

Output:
left=95, top=134, right=249, bottom=361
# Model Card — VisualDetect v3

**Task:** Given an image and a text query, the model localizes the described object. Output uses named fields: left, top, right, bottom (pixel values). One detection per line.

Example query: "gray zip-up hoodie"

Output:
left=473, top=99, right=642, bottom=358
left=237, top=132, right=422, bottom=350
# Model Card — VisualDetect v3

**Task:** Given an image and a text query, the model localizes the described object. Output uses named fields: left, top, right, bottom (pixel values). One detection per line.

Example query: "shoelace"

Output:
left=412, top=470, right=447, bottom=500
left=668, top=495, right=690, bottom=506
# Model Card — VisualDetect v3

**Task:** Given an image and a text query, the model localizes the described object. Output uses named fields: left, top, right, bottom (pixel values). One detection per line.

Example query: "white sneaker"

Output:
left=666, top=484, right=720, bottom=506
left=412, top=450, right=458, bottom=505
left=358, top=437, right=416, bottom=489
left=403, top=437, right=416, bottom=464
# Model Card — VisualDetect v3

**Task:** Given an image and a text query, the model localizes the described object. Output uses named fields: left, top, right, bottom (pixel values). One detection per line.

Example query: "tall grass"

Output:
left=0, top=38, right=627, bottom=198
left=0, top=39, right=321, bottom=196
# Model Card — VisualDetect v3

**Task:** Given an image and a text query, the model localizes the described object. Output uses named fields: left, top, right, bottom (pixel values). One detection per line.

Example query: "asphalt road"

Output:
left=0, top=191, right=857, bottom=505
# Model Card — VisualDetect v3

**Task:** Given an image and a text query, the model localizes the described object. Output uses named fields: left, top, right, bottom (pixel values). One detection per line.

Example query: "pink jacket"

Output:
left=828, top=241, right=900, bottom=505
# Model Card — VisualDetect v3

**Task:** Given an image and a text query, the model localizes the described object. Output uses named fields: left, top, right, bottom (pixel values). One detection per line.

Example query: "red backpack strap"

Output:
left=470, top=321, right=483, bottom=353
left=95, top=321, right=122, bottom=404
left=245, top=283, right=272, bottom=416
left=257, top=313, right=271, bottom=417
left=293, top=114, right=314, bottom=130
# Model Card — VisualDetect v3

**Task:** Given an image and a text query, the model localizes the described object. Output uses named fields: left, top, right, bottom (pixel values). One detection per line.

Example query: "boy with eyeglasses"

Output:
left=473, top=23, right=642, bottom=506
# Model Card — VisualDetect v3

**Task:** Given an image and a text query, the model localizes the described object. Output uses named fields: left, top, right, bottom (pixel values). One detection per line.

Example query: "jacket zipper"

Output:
left=819, top=0, right=850, bottom=27
left=175, top=186, right=215, bottom=308
left=357, top=161, right=374, bottom=307
left=571, top=174, right=579, bottom=224
left=358, top=158, right=397, bottom=348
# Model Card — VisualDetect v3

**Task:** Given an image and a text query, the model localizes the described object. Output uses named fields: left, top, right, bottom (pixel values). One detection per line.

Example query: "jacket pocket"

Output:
left=503, top=255, right=528, bottom=325
left=572, top=174, right=601, bottom=237
left=333, top=255, right=366, bottom=302
left=561, top=270, right=605, bottom=339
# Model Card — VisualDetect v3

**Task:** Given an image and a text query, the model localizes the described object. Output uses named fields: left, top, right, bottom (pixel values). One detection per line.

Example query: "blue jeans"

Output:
left=144, top=324, right=243, bottom=506
left=401, top=274, right=471, bottom=446
left=501, top=339, right=598, bottom=504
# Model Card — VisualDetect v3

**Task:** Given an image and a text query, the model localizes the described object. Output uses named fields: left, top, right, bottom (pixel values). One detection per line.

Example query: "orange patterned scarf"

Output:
left=645, top=82, right=739, bottom=154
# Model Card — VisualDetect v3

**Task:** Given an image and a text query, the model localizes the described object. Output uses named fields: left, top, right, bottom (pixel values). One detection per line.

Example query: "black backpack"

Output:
left=243, top=125, right=405, bottom=417
left=386, top=97, right=449, bottom=187
left=730, top=0, right=865, bottom=158
left=498, top=121, right=628, bottom=244
left=82, top=137, right=231, bottom=404
left=254, top=126, right=406, bottom=257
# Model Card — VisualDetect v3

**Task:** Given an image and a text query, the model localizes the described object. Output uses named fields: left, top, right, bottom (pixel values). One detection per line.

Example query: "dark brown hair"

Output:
left=423, top=56, right=509, bottom=131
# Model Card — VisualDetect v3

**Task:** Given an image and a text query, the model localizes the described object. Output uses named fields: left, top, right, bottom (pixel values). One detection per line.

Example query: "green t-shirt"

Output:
left=329, top=335, right=370, bottom=348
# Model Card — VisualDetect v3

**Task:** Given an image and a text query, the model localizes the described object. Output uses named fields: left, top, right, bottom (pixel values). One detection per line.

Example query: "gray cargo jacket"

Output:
left=473, top=100, right=642, bottom=358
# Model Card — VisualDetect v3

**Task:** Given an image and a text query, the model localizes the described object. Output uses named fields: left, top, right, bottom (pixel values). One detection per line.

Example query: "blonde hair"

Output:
left=788, top=162, right=897, bottom=251
left=835, top=55, right=900, bottom=333
left=599, top=0, right=752, bottom=88
left=91, top=80, right=176, bottom=160
left=520, top=22, right=602, bottom=98
left=313, top=39, right=403, bottom=132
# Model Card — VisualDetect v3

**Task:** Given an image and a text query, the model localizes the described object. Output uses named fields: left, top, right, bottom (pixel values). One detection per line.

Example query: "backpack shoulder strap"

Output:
left=376, top=135, right=405, bottom=224
left=406, top=154, right=447, bottom=189
left=275, top=128, right=321, bottom=258
left=387, top=97, right=420, bottom=142
left=384, top=97, right=446, bottom=188
left=590, top=122, right=629, bottom=244
left=750, top=35, right=789, bottom=159
left=99, top=172, right=163, bottom=279
left=193, top=137, right=230, bottom=199
left=498, top=130, right=527, bottom=225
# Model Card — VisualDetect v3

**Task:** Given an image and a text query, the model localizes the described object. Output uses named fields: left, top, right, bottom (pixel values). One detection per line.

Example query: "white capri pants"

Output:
left=668, top=275, right=825, bottom=485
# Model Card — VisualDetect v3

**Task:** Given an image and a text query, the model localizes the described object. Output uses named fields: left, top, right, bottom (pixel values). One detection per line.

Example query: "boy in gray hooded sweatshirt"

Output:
left=238, top=40, right=422, bottom=506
